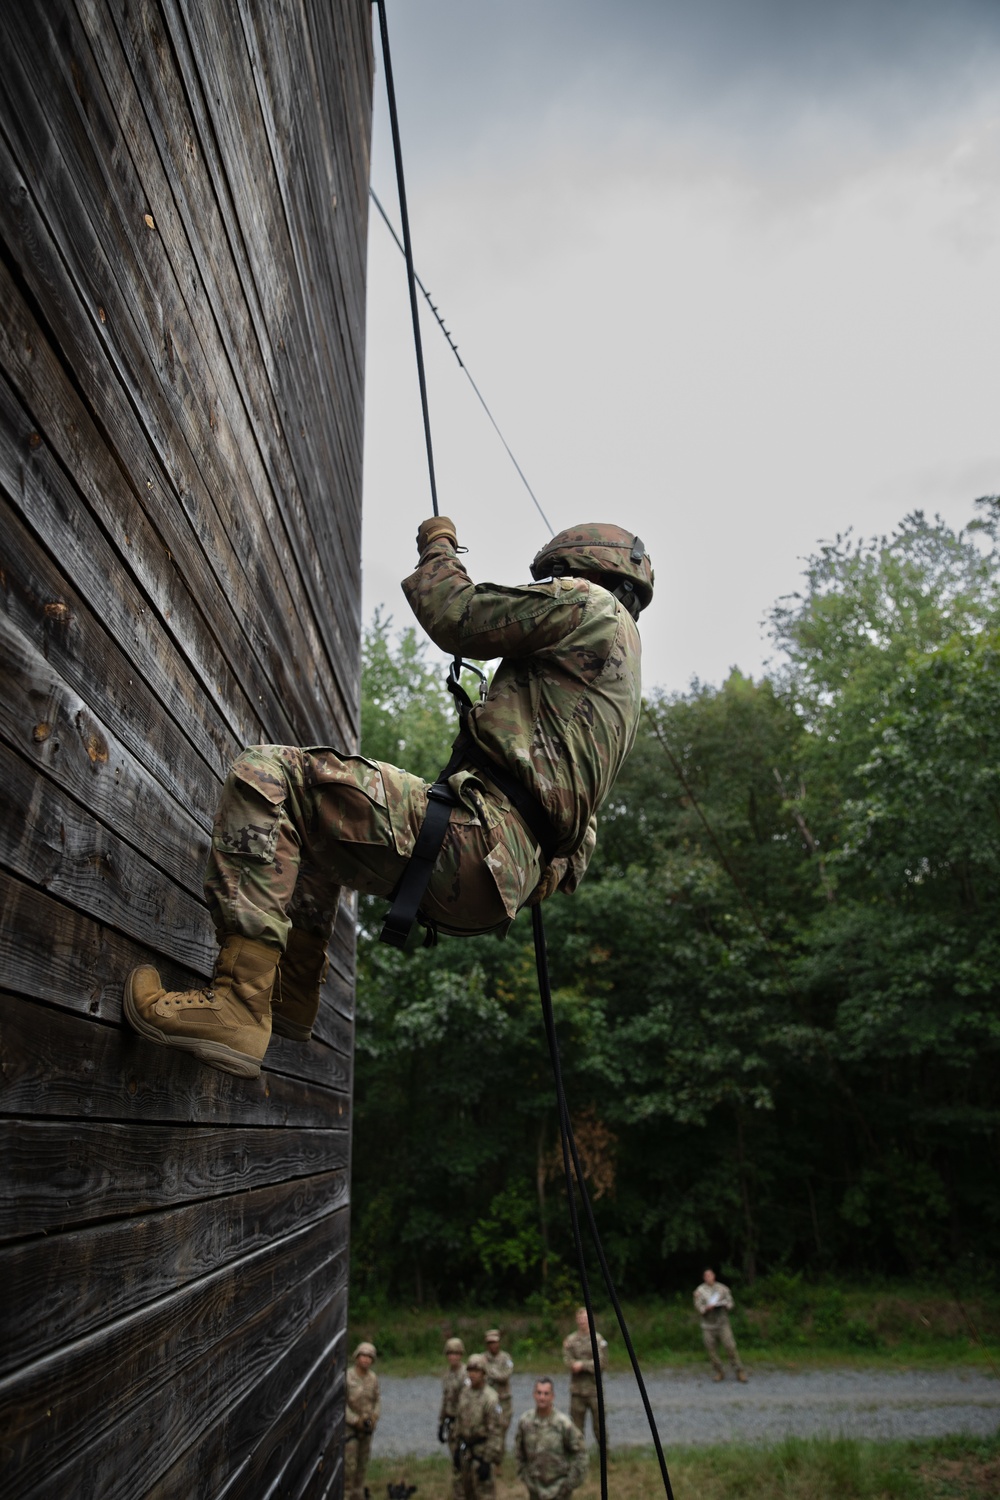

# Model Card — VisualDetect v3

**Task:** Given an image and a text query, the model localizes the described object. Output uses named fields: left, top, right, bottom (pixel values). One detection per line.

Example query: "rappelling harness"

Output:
left=379, top=658, right=560, bottom=950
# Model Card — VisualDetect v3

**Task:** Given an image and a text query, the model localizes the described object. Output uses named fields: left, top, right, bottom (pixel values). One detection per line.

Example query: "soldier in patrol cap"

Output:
left=479, top=1328, right=514, bottom=1457
left=344, top=1340, right=380, bottom=1500
left=453, top=1352, right=505, bottom=1498
left=562, top=1306, right=608, bottom=1440
left=123, top=522, right=653, bottom=1077
left=439, top=1336, right=468, bottom=1463
left=515, top=1376, right=587, bottom=1499
left=694, top=1268, right=747, bottom=1382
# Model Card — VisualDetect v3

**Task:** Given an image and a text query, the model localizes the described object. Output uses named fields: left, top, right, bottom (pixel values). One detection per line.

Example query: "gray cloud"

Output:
left=381, top=0, right=1000, bottom=172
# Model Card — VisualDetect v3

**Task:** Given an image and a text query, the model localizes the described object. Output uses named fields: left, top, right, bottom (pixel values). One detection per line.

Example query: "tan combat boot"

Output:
left=123, top=933, right=278, bottom=1078
left=272, top=929, right=329, bottom=1041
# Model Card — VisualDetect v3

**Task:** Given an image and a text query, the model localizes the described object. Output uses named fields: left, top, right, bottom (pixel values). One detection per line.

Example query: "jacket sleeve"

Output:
left=372, top=1375, right=381, bottom=1427
left=514, top=1417, right=528, bottom=1483
left=562, top=1335, right=575, bottom=1370
left=402, top=538, right=592, bottom=660
left=557, top=816, right=597, bottom=893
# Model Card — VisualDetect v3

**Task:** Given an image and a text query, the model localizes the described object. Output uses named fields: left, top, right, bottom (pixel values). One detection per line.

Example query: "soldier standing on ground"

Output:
left=439, top=1336, right=468, bottom=1464
left=562, top=1306, right=608, bottom=1440
left=122, top=523, right=652, bottom=1078
left=480, top=1327, right=514, bottom=1458
left=344, top=1340, right=381, bottom=1499
left=515, top=1377, right=587, bottom=1500
left=453, top=1353, right=504, bottom=1499
left=694, top=1268, right=747, bottom=1382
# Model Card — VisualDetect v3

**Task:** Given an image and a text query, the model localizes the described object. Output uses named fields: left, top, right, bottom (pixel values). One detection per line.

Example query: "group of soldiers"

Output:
left=346, top=1275, right=746, bottom=1498
left=345, top=1309, right=607, bottom=1500
left=437, top=1313, right=604, bottom=1500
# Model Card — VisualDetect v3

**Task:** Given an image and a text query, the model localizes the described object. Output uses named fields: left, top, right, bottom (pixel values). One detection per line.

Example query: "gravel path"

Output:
left=374, top=1368, right=999, bottom=1456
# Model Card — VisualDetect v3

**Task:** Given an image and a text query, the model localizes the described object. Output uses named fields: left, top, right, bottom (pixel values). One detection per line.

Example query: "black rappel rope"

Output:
left=373, top=5, right=674, bottom=1495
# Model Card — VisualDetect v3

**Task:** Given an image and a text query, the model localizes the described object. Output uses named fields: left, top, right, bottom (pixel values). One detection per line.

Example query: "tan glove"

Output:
left=416, top=515, right=458, bottom=554
left=525, top=864, right=561, bottom=907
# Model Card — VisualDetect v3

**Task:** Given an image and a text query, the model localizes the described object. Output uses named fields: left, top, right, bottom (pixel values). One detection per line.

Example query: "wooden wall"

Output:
left=0, top=2, right=372, bottom=1494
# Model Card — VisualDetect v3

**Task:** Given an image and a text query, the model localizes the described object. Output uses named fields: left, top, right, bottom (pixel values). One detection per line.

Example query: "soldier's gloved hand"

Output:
left=525, top=863, right=561, bottom=907
left=477, top=1459, right=492, bottom=1482
left=437, top=1420, right=448, bottom=1444
left=416, top=515, right=458, bottom=554
left=453, top=1442, right=465, bottom=1472
left=362, top=1416, right=373, bottom=1433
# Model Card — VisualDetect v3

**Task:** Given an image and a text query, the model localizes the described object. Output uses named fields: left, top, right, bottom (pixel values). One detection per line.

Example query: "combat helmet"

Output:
left=353, top=1341, right=377, bottom=1360
left=466, top=1353, right=488, bottom=1372
left=444, top=1336, right=466, bottom=1355
left=530, top=524, right=654, bottom=621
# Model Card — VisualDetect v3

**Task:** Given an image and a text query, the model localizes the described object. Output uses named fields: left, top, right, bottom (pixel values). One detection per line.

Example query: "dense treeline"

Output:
left=350, top=506, right=1000, bottom=1305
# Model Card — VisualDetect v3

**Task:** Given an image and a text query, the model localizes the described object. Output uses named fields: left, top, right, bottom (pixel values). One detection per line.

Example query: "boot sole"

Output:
left=123, top=970, right=263, bottom=1079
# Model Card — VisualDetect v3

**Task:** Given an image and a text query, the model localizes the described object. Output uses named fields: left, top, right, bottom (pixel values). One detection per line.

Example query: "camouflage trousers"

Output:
left=701, top=1310, right=743, bottom=1373
left=569, top=1386, right=603, bottom=1443
left=204, top=745, right=544, bottom=950
left=454, top=1449, right=496, bottom=1500
left=344, top=1429, right=372, bottom=1500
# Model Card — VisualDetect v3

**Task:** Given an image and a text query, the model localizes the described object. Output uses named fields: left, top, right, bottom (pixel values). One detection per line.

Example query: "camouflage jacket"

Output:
left=562, top=1329, right=609, bottom=1392
left=440, top=1365, right=467, bottom=1423
left=515, top=1407, right=587, bottom=1499
left=402, top=537, right=642, bottom=887
left=454, top=1380, right=505, bottom=1464
left=480, top=1348, right=514, bottom=1400
left=345, top=1366, right=380, bottom=1429
left=694, top=1281, right=735, bottom=1317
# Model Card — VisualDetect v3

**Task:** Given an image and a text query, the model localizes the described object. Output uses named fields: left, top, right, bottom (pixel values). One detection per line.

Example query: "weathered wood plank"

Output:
left=0, top=369, right=237, bottom=792
left=0, top=825, right=356, bottom=1076
left=88, top=0, right=363, bottom=729
left=151, top=1300, right=345, bottom=1500
left=3, top=1213, right=348, bottom=1498
left=0, top=5, right=346, bottom=745
left=172, top=0, right=366, bottom=570
left=0, top=868, right=206, bottom=1023
left=0, top=1118, right=349, bottom=1239
left=0, top=994, right=350, bottom=1133
left=0, top=733, right=214, bottom=969
left=0, top=248, right=269, bottom=752
left=0, top=137, right=303, bottom=749
left=0, top=580, right=212, bottom=897
left=0, top=1164, right=348, bottom=1378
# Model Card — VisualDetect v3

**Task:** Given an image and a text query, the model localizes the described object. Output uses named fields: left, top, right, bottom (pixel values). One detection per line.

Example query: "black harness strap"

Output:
left=379, top=729, right=561, bottom=950
left=379, top=781, right=459, bottom=949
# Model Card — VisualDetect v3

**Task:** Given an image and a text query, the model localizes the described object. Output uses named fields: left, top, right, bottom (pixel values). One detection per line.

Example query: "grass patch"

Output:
left=349, top=1283, right=1000, bottom=1376
left=365, top=1433, right=1000, bottom=1499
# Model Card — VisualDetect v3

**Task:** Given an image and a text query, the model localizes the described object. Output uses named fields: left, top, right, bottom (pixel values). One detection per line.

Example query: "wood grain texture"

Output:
left=153, top=1301, right=346, bottom=1500
left=0, top=1163, right=349, bottom=1377
left=0, top=0, right=371, bottom=1489
left=1, top=1117, right=349, bottom=1239
left=4, top=1218, right=348, bottom=1498
left=0, top=993, right=350, bottom=1133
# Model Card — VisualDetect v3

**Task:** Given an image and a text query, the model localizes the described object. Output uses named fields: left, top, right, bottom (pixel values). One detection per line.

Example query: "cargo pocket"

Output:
left=212, top=766, right=286, bottom=864
left=483, top=815, right=542, bottom=921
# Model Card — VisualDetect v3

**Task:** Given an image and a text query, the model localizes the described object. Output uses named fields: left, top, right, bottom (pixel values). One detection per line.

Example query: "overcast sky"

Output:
left=360, top=0, right=1000, bottom=694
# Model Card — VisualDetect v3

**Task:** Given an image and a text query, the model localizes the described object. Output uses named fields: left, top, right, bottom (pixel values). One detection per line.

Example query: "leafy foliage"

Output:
left=349, top=509, right=1000, bottom=1302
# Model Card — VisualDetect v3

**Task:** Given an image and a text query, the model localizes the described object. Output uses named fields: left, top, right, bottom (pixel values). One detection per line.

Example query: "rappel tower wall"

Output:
left=0, top=2, right=372, bottom=1495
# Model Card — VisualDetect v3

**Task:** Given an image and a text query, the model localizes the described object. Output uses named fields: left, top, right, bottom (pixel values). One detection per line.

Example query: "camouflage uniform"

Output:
left=344, top=1364, right=381, bottom=1499
left=440, top=1364, right=468, bottom=1464
left=562, top=1328, right=608, bottom=1439
left=693, top=1281, right=745, bottom=1378
left=453, top=1380, right=505, bottom=1499
left=203, top=534, right=642, bottom=952
left=480, top=1345, right=514, bottom=1453
left=515, top=1406, right=587, bottom=1500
